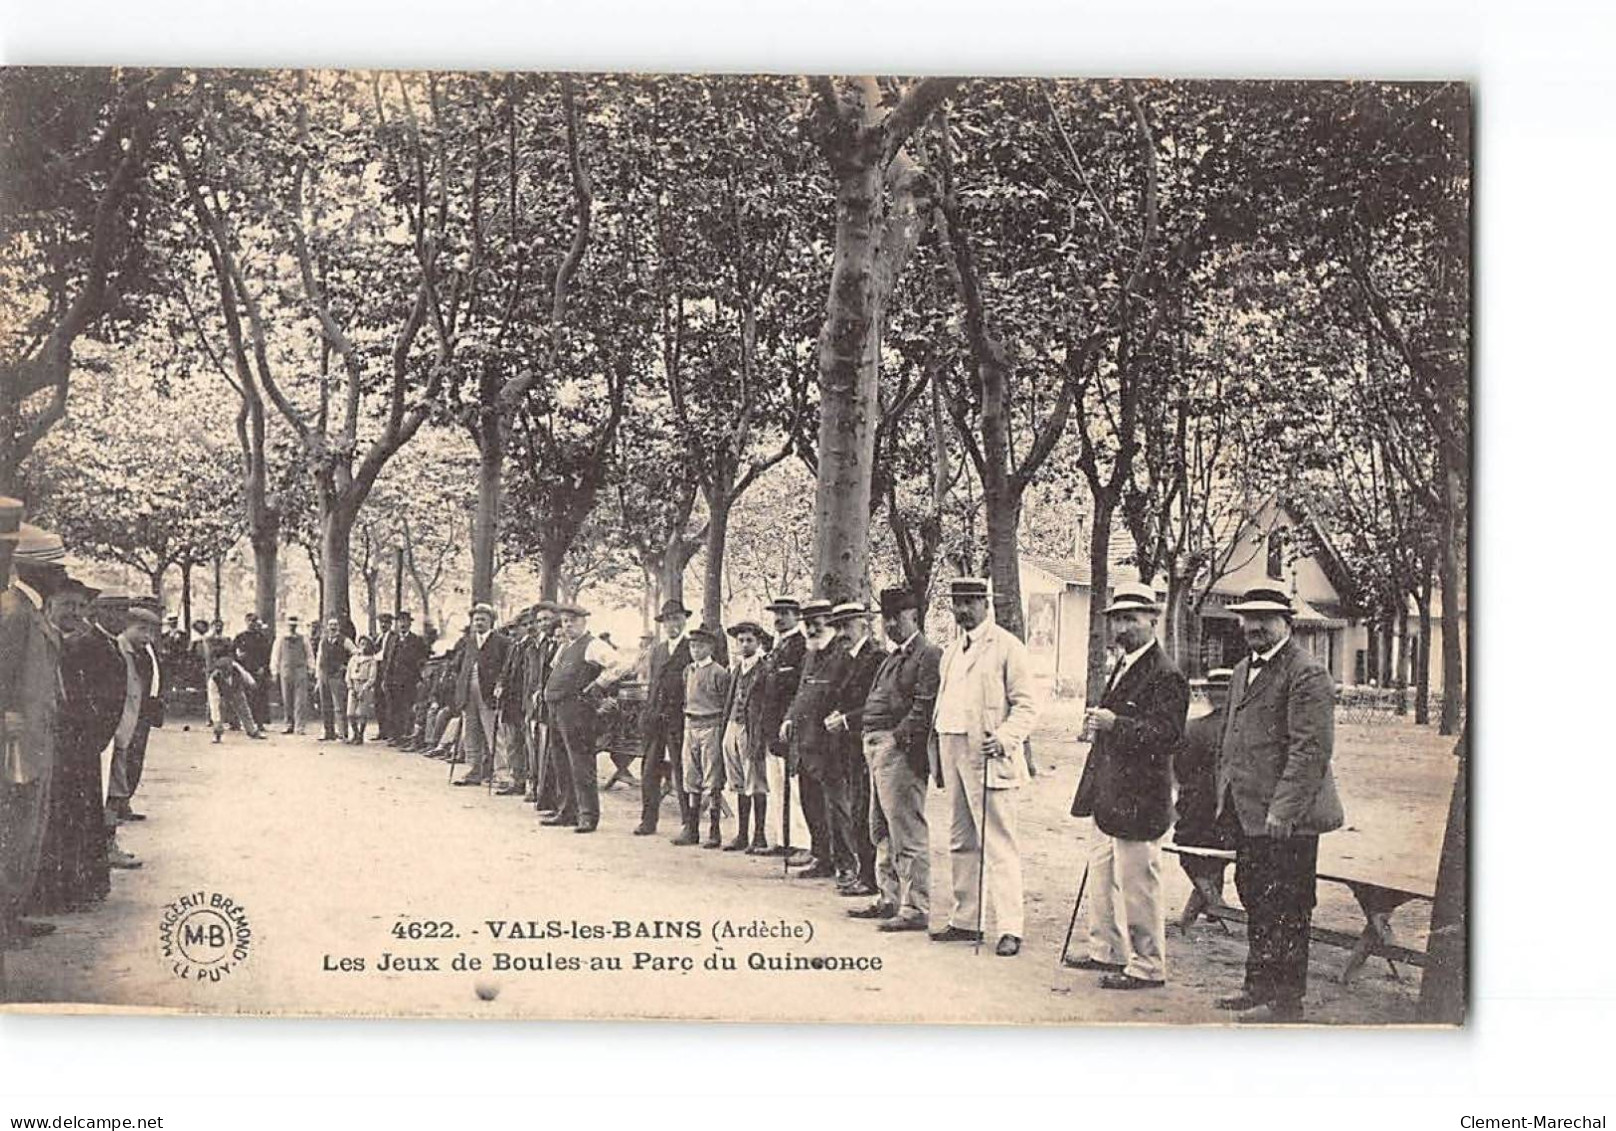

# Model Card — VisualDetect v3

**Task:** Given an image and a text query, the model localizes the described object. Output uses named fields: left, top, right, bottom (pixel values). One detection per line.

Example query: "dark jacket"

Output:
left=457, top=629, right=512, bottom=710
left=1071, top=641, right=1189, bottom=841
left=760, top=628, right=807, bottom=757
left=644, top=635, right=693, bottom=725
left=718, top=651, right=770, bottom=763
left=832, top=636, right=886, bottom=768
left=789, top=635, right=851, bottom=773
left=382, top=631, right=429, bottom=690
left=1175, top=706, right=1233, bottom=849
left=861, top=631, right=942, bottom=778
left=1216, top=638, right=1342, bottom=837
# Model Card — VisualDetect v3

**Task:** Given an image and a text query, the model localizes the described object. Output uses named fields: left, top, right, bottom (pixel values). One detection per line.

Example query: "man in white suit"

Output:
left=929, top=577, right=1039, bottom=956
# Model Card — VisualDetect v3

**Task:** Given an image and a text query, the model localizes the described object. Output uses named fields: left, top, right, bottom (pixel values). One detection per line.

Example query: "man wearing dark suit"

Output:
left=635, top=600, right=694, bottom=835
left=784, top=599, right=854, bottom=884
left=758, top=597, right=806, bottom=857
left=382, top=611, right=429, bottom=745
left=826, top=602, right=886, bottom=897
left=453, top=603, right=512, bottom=786
left=0, top=519, right=66, bottom=948
left=372, top=613, right=396, bottom=739
left=1069, top=583, right=1189, bottom=990
left=234, top=613, right=273, bottom=731
left=849, top=587, right=942, bottom=930
left=1214, top=585, right=1342, bottom=1023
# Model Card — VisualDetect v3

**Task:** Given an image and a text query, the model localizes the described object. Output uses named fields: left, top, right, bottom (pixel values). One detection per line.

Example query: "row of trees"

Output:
left=1, top=70, right=1468, bottom=732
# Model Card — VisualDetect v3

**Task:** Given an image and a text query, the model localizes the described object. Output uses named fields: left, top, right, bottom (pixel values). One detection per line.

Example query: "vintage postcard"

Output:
left=0, top=67, right=1468, bottom=1024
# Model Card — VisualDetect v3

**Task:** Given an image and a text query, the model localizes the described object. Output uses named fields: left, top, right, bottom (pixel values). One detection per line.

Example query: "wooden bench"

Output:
left=1163, top=844, right=1433, bottom=985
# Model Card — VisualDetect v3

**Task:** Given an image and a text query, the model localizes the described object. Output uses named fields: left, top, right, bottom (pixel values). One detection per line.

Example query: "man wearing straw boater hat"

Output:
left=1, top=517, right=68, bottom=948
left=928, top=577, right=1039, bottom=957
left=108, top=597, right=167, bottom=823
left=1068, top=581, right=1188, bottom=990
left=1213, top=585, right=1342, bottom=1023
left=781, top=598, right=852, bottom=882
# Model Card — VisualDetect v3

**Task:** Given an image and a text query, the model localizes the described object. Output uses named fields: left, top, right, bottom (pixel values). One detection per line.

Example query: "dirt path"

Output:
left=2, top=710, right=1454, bottom=1025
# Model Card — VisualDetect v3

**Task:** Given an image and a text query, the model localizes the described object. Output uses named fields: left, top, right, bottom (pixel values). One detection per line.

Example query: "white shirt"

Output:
left=1108, top=639, right=1155, bottom=690
left=848, top=634, right=871, bottom=658
left=735, top=652, right=760, bottom=677
left=1247, top=636, right=1289, bottom=686
left=146, top=642, right=162, bottom=696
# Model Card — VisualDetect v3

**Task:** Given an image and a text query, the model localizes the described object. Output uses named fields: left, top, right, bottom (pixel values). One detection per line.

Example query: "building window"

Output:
left=1266, top=528, right=1286, bottom=580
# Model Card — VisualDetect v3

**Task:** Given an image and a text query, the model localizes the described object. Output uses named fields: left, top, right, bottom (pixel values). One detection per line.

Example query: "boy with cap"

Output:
left=675, top=626, right=731, bottom=848
left=719, top=620, right=772, bottom=852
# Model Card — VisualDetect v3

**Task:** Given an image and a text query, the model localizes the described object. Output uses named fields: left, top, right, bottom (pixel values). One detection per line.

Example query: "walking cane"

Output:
left=974, top=743, right=990, bottom=955
left=1057, top=861, right=1091, bottom=968
left=782, top=759, right=793, bottom=878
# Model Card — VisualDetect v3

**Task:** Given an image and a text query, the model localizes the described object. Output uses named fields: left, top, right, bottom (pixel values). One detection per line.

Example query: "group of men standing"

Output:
left=0, top=498, right=169, bottom=970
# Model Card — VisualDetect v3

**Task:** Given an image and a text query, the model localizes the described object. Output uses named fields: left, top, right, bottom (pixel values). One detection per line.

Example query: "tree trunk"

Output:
left=1415, top=586, right=1433, bottom=725
left=702, top=494, right=731, bottom=631
left=1438, top=462, right=1464, bottom=736
left=1164, top=571, right=1191, bottom=674
left=1083, top=500, right=1118, bottom=706
left=213, top=555, right=223, bottom=622
left=181, top=559, right=194, bottom=634
left=539, top=544, right=565, bottom=603
left=659, top=545, right=687, bottom=610
left=251, top=530, right=279, bottom=628
left=812, top=160, right=883, bottom=606
left=470, top=414, right=503, bottom=606
left=1394, top=605, right=1410, bottom=716
left=984, top=488, right=1024, bottom=639
left=1417, top=727, right=1467, bottom=1023
left=320, top=502, right=356, bottom=633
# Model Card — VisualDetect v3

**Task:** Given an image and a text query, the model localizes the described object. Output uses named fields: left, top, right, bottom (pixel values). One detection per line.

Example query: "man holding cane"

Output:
left=928, top=578, right=1038, bottom=957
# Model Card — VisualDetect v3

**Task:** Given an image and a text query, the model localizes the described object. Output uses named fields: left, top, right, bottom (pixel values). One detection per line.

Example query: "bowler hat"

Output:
left=1103, top=582, right=1161, bottom=615
left=1226, top=586, right=1295, bottom=616
left=655, top=599, right=691, bottom=622
left=878, top=587, right=919, bottom=616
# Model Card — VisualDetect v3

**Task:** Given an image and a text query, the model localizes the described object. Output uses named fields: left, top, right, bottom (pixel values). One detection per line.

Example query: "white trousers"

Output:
left=938, top=733, right=1024, bottom=939
left=1085, top=826, right=1167, bottom=982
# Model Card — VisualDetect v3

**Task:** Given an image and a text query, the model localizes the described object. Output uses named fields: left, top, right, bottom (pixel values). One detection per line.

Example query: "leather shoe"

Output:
left=1236, top=1001, right=1305, bottom=1024
left=494, top=784, right=524, bottom=796
left=1215, top=992, right=1272, bottom=1012
left=846, top=902, right=897, bottom=920
left=878, top=916, right=929, bottom=933
left=1064, top=956, right=1125, bottom=973
left=452, top=776, right=487, bottom=787
left=929, top=925, right=983, bottom=943
left=120, top=810, right=147, bottom=822
left=632, top=823, right=656, bottom=836
left=795, top=863, right=836, bottom=879
left=1099, top=972, right=1164, bottom=990
left=837, top=881, right=879, bottom=898
left=573, top=822, right=598, bottom=834
left=722, top=836, right=749, bottom=852
left=995, top=934, right=1022, bottom=957
left=541, top=813, right=577, bottom=827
